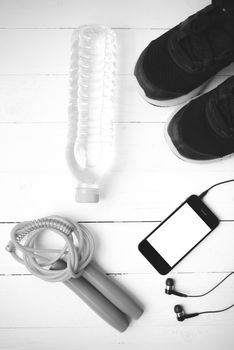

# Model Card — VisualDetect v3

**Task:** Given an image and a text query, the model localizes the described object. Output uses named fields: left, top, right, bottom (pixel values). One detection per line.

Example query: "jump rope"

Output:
left=6, top=216, right=143, bottom=332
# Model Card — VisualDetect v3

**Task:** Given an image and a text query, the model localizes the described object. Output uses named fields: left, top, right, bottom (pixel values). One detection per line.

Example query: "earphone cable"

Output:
left=186, top=271, right=234, bottom=298
left=199, top=179, right=234, bottom=199
left=195, top=179, right=234, bottom=297
left=198, top=303, right=234, bottom=315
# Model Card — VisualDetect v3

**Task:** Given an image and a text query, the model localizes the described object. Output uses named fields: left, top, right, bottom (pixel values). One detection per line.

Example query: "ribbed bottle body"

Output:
left=67, top=25, right=117, bottom=202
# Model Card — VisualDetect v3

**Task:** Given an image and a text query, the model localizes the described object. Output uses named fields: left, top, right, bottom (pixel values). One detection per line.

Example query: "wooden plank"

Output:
left=0, top=0, right=209, bottom=28
left=0, top=75, right=229, bottom=124
left=0, top=75, right=69, bottom=123
left=0, top=29, right=234, bottom=75
left=0, top=123, right=234, bottom=221
left=0, top=324, right=233, bottom=350
left=0, top=28, right=163, bottom=75
left=1, top=221, right=234, bottom=274
left=0, top=74, right=169, bottom=123
left=0, top=29, right=71, bottom=75
left=0, top=273, right=234, bottom=330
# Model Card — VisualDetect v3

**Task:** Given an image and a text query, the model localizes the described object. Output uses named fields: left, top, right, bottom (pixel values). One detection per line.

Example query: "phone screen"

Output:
left=147, top=202, right=211, bottom=267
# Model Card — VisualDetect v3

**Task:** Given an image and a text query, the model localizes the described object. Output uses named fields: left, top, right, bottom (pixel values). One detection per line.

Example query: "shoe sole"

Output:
left=135, top=76, right=211, bottom=107
left=164, top=102, right=233, bottom=164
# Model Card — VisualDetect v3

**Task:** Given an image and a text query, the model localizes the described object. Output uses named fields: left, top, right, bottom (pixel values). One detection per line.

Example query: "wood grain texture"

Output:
left=1, top=273, right=234, bottom=327
left=0, top=75, right=232, bottom=123
left=0, top=29, right=234, bottom=75
left=1, top=0, right=234, bottom=349
left=0, top=123, right=234, bottom=221
left=1, top=223, right=234, bottom=274
left=0, top=326, right=233, bottom=350
left=0, top=0, right=209, bottom=28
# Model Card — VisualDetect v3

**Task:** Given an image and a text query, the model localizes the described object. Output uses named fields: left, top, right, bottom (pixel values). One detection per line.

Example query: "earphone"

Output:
left=174, top=305, right=199, bottom=321
left=173, top=303, right=234, bottom=321
left=165, top=278, right=187, bottom=297
left=165, top=276, right=234, bottom=321
left=165, top=274, right=234, bottom=298
left=164, top=179, right=234, bottom=322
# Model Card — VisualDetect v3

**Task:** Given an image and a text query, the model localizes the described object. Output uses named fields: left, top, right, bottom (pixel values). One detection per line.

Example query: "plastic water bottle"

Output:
left=67, top=25, right=117, bottom=203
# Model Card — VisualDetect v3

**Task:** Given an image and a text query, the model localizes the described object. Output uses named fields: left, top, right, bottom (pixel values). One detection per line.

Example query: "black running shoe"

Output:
left=165, top=76, right=234, bottom=162
left=134, top=2, right=234, bottom=107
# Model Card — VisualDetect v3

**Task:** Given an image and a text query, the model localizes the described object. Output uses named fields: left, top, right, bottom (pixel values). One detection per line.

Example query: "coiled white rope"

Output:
left=6, top=216, right=95, bottom=282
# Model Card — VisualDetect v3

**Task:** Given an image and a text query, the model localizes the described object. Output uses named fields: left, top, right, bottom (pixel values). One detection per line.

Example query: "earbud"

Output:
left=168, top=273, right=234, bottom=321
left=165, top=278, right=174, bottom=294
left=174, top=305, right=199, bottom=321
left=165, top=278, right=187, bottom=297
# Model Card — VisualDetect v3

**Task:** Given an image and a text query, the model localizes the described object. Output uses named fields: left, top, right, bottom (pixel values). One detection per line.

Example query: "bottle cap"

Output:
left=75, top=187, right=99, bottom=203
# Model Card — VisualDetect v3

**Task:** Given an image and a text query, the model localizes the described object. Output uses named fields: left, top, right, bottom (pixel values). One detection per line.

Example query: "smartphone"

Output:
left=138, top=195, right=219, bottom=275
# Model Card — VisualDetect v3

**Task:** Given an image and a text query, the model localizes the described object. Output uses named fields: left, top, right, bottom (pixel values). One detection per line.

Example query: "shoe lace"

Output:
left=207, top=79, right=234, bottom=138
left=173, top=5, right=234, bottom=72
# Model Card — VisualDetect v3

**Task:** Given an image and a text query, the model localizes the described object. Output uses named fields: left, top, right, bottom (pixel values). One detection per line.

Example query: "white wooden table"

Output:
left=1, top=0, right=234, bottom=349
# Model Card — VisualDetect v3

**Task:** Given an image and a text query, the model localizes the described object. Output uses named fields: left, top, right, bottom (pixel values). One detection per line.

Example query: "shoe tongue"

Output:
left=181, top=5, right=216, bottom=33
left=188, top=34, right=211, bottom=63
left=209, top=28, right=234, bottom=59
left=206, top=78, right=234, bottom=139
left=171, top=5, right=234, bottom=72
